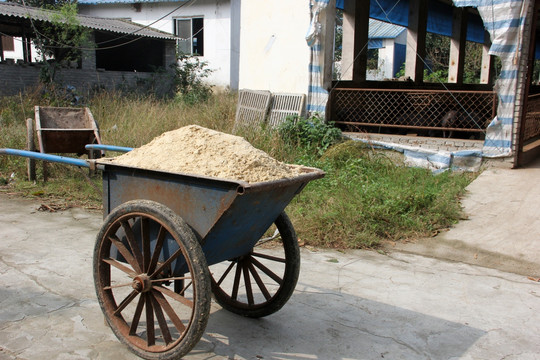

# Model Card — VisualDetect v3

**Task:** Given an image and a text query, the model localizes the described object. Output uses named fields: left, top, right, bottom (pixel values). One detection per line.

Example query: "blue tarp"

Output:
left=336, top=0, right=486, bottom=43
left=337, top=0, right=538, bottom=59
left=348, top=136, right=484, bottom=172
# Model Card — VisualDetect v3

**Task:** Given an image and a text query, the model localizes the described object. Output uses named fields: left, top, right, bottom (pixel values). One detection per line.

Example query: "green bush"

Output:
left=278, top=114, right=342, bottom=156
left=173, top=54, right=214, bottom=105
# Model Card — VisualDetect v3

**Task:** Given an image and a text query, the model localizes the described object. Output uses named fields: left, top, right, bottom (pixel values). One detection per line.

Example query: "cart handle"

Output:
left=85, top=144, right=133, bottom=153
left=0, top=148, right=90, bottom=168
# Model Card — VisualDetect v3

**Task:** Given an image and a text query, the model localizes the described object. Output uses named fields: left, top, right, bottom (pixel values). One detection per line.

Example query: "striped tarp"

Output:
left=350, top=137, right=484, bottom=172
left=453, top=0, right=531, bottom=157
left=305, top=0, right=330, bottom=116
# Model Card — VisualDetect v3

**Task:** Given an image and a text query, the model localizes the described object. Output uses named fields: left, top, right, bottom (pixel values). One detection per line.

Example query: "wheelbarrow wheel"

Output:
left=93, top=200, right=211, bottom=360
left=210, top=211, right=300, bottom=318
left=26, top=118, right=36, bottom=181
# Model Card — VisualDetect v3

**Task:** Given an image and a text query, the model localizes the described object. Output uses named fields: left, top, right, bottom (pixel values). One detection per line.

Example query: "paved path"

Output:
left=1, top=195, right=539, bottom=359
left=391, top=157, right=540, bottom=277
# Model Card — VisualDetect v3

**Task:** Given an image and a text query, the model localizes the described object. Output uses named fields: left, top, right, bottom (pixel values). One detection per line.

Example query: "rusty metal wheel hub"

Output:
left=132, top=274, right=151, bottom=293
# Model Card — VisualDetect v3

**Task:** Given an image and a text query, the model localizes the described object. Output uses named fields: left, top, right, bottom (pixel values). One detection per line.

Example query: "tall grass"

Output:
left=0, top=89, right=239, bottom=203
left=0, top=89, right=476, bottom=249
left=0, top=86, right=66, bottom=174
left=91, top=91, right=238, bottom=147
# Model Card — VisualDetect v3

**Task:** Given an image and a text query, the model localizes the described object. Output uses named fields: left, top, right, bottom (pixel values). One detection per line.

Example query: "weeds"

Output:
left=0, top=89, right=476, bottom=249
left=288, top=141, right=475, bottom=248
left=278, top=114, right=343, bottom=156
left=0, top=88, right=238, bottom=195
left=89, top=90, right=237, bottom=148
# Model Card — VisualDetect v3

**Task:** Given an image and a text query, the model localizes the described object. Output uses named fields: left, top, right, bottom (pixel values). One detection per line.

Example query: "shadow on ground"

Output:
left=190, top=288, right=485, bottom=360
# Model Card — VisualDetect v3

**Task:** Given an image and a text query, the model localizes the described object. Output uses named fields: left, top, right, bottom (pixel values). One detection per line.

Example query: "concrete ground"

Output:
left=391, top=157, right=540, bottom=278
left=1, top=159, right=540, bottom=359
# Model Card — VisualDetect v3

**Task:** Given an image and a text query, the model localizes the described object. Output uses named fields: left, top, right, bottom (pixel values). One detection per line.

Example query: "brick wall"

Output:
left=0, top=63, right=176, bottom=97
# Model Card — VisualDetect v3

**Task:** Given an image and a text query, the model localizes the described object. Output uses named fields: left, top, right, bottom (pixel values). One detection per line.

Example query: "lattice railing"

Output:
left=331, top=89, right=497, bottom=138
left=523, top=93, right=540, bottom=142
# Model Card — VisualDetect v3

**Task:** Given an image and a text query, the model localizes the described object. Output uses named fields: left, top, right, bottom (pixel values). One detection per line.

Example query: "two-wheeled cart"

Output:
left=26, top=106, right=103, bottom=181
left=0, top=145, right=324, bottom=359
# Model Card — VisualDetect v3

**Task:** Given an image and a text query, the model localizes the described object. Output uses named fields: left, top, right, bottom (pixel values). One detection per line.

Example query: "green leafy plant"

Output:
left=532, top=60, right=540, bottom=85
left=173, top=54, right=214, bottom=105
left=393, top=33, right=489, bottom=84
left=278, top=115, right=343, bottom=156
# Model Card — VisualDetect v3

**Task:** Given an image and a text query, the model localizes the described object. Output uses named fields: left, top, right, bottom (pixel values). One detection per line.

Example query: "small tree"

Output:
left=9, top=0, right=91, bottom=83
left=173, top=54, right=214, bottom=104
left=41, top=4, right=89, bottom=62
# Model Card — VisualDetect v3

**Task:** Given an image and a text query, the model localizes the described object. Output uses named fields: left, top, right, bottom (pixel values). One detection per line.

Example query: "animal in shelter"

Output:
left=440, top=110, right=484, bottom=139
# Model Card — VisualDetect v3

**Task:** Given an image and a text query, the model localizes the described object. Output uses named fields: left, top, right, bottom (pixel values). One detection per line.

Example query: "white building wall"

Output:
left=78, top=0, right=234, bottom=89
left=375, top=31, right=406, bottom=80
left=2, top=37, right=41, bottom=62
left=378, top=39, right=395, bottom=79
left=238, top=0, right=311, bottom=94
left=394, top=30, right=406, bottom=46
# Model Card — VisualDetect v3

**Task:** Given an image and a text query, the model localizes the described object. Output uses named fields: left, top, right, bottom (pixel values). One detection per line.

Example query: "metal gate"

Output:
left=330, top=88, right=497, bottom=139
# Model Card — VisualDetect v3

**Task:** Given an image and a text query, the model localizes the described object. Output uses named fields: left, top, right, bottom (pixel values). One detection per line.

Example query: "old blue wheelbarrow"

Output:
left=0, top=144, right=324, bottom=359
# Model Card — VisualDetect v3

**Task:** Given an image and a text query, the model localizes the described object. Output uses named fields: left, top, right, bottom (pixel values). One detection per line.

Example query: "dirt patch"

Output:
left=109, top=125, right=304, bottom=183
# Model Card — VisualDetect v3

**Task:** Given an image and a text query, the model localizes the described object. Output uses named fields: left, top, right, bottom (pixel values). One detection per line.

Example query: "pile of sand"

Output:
left=109, top=125, right=304, bottom=183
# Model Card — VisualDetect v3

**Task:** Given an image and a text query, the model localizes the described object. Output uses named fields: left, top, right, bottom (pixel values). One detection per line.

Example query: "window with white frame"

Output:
left=174, top=17, right=204, bottom=56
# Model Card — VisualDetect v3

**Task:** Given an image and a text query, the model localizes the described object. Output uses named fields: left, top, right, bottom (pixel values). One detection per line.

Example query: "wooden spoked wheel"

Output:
left=94, top=200, right=210, bottom=360
left=210, top=212, right=300, bottom=318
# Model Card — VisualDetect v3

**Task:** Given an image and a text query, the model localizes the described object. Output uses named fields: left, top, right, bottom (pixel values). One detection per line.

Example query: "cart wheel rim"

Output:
left=94, top=201, right=210, bottom=359
left=210, top=212, right=300, bottom=318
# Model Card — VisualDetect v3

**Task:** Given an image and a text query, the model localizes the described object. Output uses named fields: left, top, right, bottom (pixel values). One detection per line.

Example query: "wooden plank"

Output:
left=405, top=0, right=428, bottom=83
left=448, top=8, right=468, bottom=84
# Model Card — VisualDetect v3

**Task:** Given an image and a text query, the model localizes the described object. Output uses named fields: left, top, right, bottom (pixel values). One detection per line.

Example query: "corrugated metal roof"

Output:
left=79, top=0, right=184, bottom=4
left=0, top=2, right=176, bottom=40
left=369, top=18, right=405, bottom=39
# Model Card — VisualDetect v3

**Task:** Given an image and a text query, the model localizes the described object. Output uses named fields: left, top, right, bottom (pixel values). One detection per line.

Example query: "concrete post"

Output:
left=340, top=0, right=355, bottom=80
left=229, top=0, right=240, bottom=90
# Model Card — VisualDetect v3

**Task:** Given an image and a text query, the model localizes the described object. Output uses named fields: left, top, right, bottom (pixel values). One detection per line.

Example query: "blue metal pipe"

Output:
left=85, top=144, right=133, bottom=153
left=0, top=148, right=89, bottom=168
